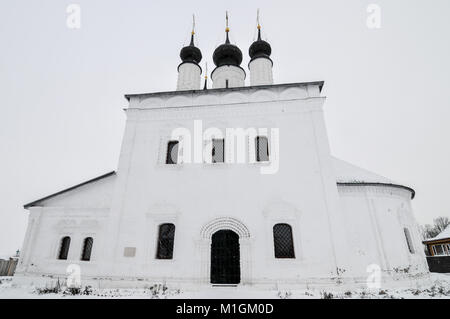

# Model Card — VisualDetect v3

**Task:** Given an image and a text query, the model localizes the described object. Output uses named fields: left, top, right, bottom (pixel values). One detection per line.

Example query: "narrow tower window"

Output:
left=403, top=228, right=415, bottom=254
left=273, top=224, right=295, bottom=258
left=81, top=237, right=94, bottom=261
left=58, top=236, right=71, bottom=260
left=256, top=136, right=269, bottom=162
left=156, top=223, right=176, bottom=259
left=166, top=141, right=179, bottom=164
left=226, top=79, right=229, bottom=88
left=212, top=138, right=225, bottom=163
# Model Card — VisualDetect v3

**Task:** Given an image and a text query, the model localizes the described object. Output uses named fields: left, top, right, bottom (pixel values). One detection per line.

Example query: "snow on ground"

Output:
left=1, top=274, right=450, bottom=299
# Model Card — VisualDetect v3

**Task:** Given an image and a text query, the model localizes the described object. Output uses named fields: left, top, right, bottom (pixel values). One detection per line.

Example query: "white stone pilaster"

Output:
left=17, top=207, right=42, bottom=273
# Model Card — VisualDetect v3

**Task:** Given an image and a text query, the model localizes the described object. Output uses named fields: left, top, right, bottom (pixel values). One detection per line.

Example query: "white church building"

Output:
left=16, top=18, right=429, bottom=289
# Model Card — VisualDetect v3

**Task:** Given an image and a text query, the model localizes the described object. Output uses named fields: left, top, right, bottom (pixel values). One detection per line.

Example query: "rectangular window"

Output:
left=403, top=228, right=415, bottom=254
left=58, top=236, right=71, bottom=260
left=273, top=224, right=295, bottom=259
left=446, top=244, right=450, bottom=255
left=166, top=141, right=179, bottom=164
left=433, top=244, right=444, bottom=256
left=212, top=138, right=225, bottom=163
left=256, top=136, right=269, bottom=162
left=81, top=237, right=93, bottom=261
left=156, top=224, right=175, bottom=259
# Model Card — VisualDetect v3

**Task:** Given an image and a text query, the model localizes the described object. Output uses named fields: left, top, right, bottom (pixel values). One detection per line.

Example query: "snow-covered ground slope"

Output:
left=1, top=274, right=449, bottom=299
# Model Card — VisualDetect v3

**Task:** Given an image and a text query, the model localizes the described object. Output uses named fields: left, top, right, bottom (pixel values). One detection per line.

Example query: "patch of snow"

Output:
left=424, top=225, right=450, bottom=242
left=0, top=255, right=12, bottom=261
left=1, top=274, right=449, bottom=299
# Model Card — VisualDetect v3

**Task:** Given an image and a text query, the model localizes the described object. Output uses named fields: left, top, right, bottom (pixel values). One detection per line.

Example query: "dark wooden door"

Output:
left=210, top=230, right=240, bottom=284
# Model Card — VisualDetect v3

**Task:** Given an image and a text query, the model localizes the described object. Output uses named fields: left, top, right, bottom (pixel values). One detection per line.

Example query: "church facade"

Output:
left=16, top=20, right=429, bottom=289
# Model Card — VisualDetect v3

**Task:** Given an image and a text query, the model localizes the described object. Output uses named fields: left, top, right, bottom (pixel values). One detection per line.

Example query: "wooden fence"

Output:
left=427, top=256, right=450, bottom=273
left=0, top=258, right=18, bottom=276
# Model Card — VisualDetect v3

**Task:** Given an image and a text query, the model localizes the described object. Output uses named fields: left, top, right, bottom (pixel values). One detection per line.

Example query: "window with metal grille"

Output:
left=58, top=236, right=71, bottom=260
left=256, top=136, right=269, bottom=162
left=212, top=138, right=225, bottom=163
left=156, top=223, right=175, bottom=259
left=273, top=224, right=295, bottom=258
left=166, top=141, right=179, bottom=164
left=81, top=237, right=93, bottom=261
left=403, top=228, right=415, bottom=254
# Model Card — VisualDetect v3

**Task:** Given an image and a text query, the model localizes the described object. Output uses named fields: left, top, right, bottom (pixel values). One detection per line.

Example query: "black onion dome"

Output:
left=249, top=28, right=272, bottom=62
left=180, top=34, right=202, bottom=64
left=213, top=33, right=243, bottom=67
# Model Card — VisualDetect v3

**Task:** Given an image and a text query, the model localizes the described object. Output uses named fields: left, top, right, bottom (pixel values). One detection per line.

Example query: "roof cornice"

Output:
left=23, top=171, right=116, bottom=209
left=337, top=182, right=415, bottom=199
left=124, top=81, right=325, bottom=102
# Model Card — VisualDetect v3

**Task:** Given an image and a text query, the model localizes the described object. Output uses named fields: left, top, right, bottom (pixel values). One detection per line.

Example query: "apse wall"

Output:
left=337, top=184, right=428, bottom=278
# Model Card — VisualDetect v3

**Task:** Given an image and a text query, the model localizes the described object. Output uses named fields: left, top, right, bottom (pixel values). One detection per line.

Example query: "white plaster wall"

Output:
left=176, top=63, right=201, bottom=91
left=211, top=65, right=245, bottom=89
left=337, top=185, right=428, bottom=278
left=249, top=58, right=273, bottom=86
left=18, top=83, right=428, bottom=288
left=16, top=208, right=110, bottom=277
left=16, top=175, right=115, bottom=277
left=103, top=83, right=345, bottom=286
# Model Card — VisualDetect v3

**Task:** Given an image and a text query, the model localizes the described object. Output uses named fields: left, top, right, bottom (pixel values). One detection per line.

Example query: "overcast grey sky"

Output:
left=1, top=0, right=449, bottom=256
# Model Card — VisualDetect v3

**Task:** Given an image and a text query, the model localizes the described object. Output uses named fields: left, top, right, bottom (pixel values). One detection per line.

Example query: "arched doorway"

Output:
left=210, top=230, right=240, bottom=284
